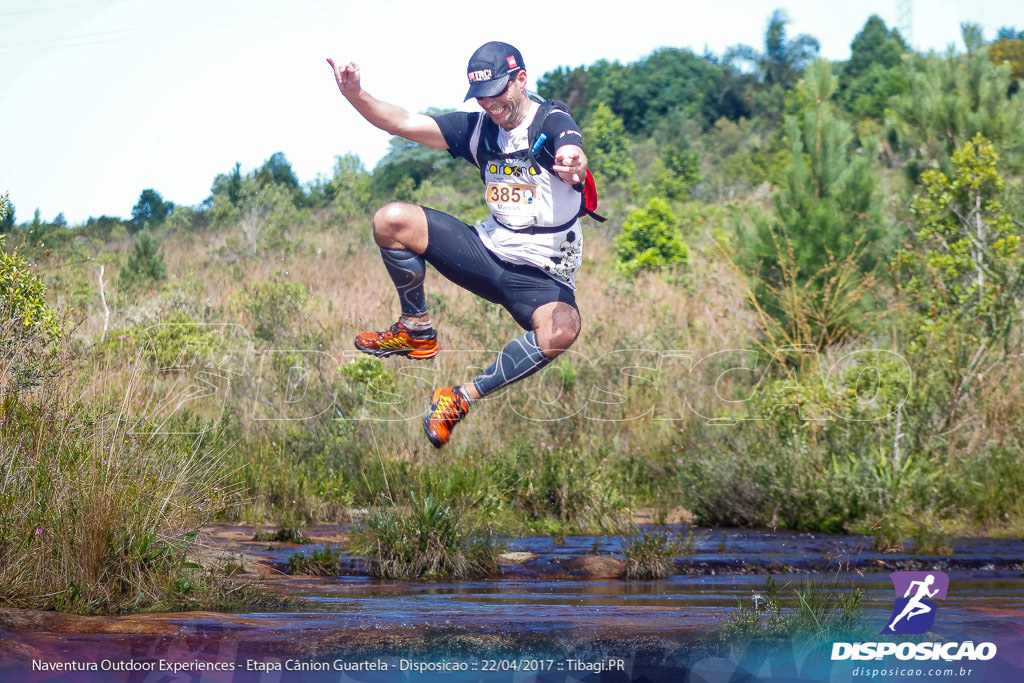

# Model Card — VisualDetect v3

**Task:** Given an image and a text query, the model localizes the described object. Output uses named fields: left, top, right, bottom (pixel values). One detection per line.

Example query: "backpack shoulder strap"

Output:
left=527, top=98, right=606, bottom=222
left=527, top=98, right=572, bottom=169
left=468, top=113, right=487, bottom=168
left=527, top=99, right=555, bottom=146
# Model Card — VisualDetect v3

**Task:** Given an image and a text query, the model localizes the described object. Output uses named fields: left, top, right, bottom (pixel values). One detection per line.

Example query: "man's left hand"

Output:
left=553, top=146, right=588, bottom=185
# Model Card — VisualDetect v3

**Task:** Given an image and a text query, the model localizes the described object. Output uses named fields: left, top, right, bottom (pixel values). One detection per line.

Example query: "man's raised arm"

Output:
left=327, top=58, right=448, bottom=150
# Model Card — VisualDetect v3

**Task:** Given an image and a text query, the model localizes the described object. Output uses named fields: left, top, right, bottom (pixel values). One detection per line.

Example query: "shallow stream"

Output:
left=260, top=527, right=1024, bottom=641
left=2, top=525, right=1023, bottom=682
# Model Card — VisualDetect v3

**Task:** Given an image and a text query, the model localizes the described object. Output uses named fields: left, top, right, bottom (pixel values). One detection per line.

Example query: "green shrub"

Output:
left=122, top=229, right=167, bottom=286
left=253, top=527, right=311, bottom=544
left=338, top=356, right=396, bottom=392
left=288, top=547, right=343, bottom=576
left=235, top=274, right=310, bottom=344
left=0, top=235, right=63, bottom=345
left=722, top=575, right=864, bottom=644
left=623, top=531, right=681, bottom=580
left=353, top=493, right=501, bottom=580
left=98, top=312, right=222, bottom=370
left=0, top=237, right=64, bottom=394
left=485, top=445, right=632, bottom=534
left=615, top=198, right=689, bottom=277
left=221, top=422, right=354, bottom=526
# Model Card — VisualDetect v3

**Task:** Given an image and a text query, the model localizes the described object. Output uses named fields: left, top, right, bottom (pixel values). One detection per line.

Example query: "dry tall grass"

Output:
left=0, top=321, right=241, bottom=612
left=21, top=192, right=1024, bottom=540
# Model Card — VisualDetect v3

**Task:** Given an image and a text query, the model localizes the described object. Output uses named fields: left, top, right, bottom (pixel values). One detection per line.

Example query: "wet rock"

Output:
left=0, top=634, right=47, bottom=663
left=190, top=550, right=278, bottom=578
left=0, top=607, right=181, bottom=635
left=634, top=507, right=696, bottom=525
left=498, top=551, right=535, bottom=564
left=563, top=556, right=626, bottom=579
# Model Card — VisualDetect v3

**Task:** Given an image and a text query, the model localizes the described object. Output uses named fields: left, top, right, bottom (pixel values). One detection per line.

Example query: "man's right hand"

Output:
left=327, top=58, right=360, bottom=99
left=324, top=58, right=448, bottom=150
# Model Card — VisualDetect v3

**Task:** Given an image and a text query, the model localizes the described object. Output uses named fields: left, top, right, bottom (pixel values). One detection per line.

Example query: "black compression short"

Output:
left=421, top=206, right=578, bottom=331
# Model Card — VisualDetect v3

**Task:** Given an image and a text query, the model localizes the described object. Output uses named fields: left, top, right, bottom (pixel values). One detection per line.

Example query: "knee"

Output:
left=537, top=311, right=581, bottom=358
left=372, top=202, right=413, bottom=243
left=372, top=202, right=428, bottom=251
left=543, top=329, right=579, bottom=358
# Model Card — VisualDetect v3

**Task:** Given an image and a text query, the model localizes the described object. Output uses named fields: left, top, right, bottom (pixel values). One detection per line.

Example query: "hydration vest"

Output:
left=469, top=98, right=606, bottom=223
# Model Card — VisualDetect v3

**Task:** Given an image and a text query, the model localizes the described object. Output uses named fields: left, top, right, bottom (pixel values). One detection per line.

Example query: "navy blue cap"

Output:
left=465, top=41, right=525, bottom=100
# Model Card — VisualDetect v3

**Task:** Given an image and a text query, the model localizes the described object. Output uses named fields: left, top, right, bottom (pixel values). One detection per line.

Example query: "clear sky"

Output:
left=1, top=0, right=1020, bottom=225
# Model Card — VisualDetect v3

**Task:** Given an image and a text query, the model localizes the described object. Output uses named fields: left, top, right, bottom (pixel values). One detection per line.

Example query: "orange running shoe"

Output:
left=354, top=321, right=439, bottom=360
left=423, top=386, right=470, bottom=448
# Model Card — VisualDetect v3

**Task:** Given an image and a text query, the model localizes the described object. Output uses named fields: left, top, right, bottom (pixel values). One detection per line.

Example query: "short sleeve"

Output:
left=541, top=109, right=584, bottom=155
left=432, top=111, right=482, bottom=165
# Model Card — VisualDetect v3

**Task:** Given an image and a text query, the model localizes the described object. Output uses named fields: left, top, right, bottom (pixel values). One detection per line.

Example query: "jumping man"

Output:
left=327, top=42, right=589, bottom=448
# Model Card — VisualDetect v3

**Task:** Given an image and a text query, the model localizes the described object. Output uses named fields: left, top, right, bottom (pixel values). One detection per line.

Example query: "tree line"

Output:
left=2, top=13, right=1019, bottom=230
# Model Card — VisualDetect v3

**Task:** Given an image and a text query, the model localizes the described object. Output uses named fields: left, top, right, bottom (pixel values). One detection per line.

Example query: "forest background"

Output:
left=2, top=12, right=1024, bottom=613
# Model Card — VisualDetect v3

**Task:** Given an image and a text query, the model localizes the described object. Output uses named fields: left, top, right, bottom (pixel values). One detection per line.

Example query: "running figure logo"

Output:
left=882, top=571, right=949, bottom=635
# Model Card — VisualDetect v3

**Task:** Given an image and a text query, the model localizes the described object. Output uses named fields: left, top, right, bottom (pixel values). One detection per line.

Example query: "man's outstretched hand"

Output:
left=327, top=58, right=361, bottom=98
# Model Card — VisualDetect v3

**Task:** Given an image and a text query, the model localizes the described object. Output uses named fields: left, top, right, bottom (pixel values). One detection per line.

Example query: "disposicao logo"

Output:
left=831, top=570, right=998, bottom=663
left=882, top=571, right=949, bottom=635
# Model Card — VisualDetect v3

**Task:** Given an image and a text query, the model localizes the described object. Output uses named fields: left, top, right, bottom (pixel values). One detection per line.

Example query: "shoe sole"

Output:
left=422, top=414, right=447, bottom=449
left=353, top=340, right=439, bottom=360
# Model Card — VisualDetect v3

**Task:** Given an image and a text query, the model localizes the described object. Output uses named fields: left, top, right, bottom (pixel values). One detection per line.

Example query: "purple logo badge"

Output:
left=882, top=571, right=949, bottom=635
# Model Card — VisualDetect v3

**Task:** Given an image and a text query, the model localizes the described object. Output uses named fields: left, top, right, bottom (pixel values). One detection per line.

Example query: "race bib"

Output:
left=485, top=183, right=538, bottom=220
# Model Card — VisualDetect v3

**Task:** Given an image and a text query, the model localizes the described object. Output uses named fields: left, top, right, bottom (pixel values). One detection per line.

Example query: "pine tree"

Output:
left=0, top=193, right=12, bottom=233
left=742, top=60, right=886, bottom=348
left=887, top=25, right=1024, bottom=175
left=750, top=60, right=884, bottom=276
left=838, top=15, right=910, bottom=121
left=124, top=229, right=167, bottom=286
left=130, top=189, right=173, bottom=234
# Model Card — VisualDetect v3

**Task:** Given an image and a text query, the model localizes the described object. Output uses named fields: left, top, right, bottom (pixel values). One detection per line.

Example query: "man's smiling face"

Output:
left=476, top=70, right=530, bottom=131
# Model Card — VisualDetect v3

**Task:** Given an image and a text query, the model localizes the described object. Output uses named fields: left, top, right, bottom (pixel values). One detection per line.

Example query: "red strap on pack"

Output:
left=579, top=170, right=605, bottom=221
left=583, top=170, right=599, bottom=214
